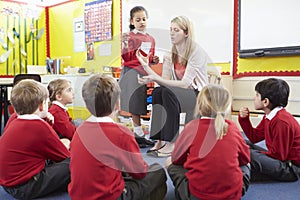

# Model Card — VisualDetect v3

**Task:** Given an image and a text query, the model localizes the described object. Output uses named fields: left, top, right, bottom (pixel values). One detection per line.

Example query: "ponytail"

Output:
left=215, top=112, right=228, bottom=140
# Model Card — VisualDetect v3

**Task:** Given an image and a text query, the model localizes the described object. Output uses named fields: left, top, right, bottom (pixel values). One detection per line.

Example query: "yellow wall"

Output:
left=236, top=55, right=300, bottom=74
left=49, top=0, right=121, bottom=73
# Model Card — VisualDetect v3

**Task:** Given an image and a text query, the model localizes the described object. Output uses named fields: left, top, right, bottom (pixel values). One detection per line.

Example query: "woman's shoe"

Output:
left=146, top=143, right=166, bottom=154
left=148, top=150, right=171, bottom=157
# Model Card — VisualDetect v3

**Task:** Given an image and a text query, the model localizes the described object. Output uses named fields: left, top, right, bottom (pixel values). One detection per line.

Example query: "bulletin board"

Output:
left=121, top=0, right=233, bottom=64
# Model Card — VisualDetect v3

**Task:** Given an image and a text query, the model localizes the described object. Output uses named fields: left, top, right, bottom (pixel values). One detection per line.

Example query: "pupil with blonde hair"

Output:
left=166, top=84, right=251, bottom=200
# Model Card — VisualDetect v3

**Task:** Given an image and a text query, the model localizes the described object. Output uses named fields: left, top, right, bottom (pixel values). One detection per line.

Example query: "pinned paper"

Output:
left=99, top=43, right=112, bottom=56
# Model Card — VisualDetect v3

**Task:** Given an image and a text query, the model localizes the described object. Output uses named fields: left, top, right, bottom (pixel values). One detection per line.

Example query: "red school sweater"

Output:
left=68, top=121, right=148, bottom=200
left=122, top=31, right=155, bottom=75
left=238, top=109, right=300, bottom=165
left=172, top=119, right=250, bottom=200
left=49, top=104, right=76, bottom=140
left=0, top=117, right=70, bottom=187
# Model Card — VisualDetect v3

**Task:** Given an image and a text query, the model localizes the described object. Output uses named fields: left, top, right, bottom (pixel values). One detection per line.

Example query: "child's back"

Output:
left=69, top=74, right=167, bottom=200
left=167, top=84, right=250, bottom=200
left=173, top=119, right=249, bottom=199
left=69, top=118, right=148, bottom=199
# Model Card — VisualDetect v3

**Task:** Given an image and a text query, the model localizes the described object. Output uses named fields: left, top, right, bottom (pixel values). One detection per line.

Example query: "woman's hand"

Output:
left=137, top=74, right=154, bottom=85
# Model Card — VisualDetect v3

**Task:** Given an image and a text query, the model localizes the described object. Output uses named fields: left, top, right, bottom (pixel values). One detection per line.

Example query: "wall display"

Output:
left=0, top=3, right=43, bottom=75
left=84, top=0, right=112, bottom=43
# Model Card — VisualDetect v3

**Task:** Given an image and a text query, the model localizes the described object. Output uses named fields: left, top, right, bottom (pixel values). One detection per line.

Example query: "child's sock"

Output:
left=133, top=126, right=144, bottom=137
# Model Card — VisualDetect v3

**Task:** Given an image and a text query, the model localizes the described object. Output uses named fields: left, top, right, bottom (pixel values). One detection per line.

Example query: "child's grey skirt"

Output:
left=119, top=66, right=147, bottom=115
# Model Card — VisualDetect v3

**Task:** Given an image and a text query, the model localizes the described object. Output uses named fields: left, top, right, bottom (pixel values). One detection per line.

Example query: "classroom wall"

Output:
left=48, top=0, right=121, bottom=73
left=2, top=0, right=300, bottom=78
left=122, top=0, right=232, bottom=74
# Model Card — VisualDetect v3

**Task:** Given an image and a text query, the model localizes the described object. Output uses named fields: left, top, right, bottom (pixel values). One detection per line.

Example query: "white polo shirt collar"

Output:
left=266, top=106, right=283, bottom=120
left=132, top=29, right=147, bottom=35
left=86, top=115, right=115, bottom=123
left=53, top=100, right=68, bottom=110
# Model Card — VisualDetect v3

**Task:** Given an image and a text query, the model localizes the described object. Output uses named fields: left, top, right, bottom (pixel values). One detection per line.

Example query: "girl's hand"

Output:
left=136, top=48, right=150, bottom=68
left=239, top=107, right=249, bottom=118
left=152, top=55, right=160, bottom=65
left=122, top=32, right=130, bottom=48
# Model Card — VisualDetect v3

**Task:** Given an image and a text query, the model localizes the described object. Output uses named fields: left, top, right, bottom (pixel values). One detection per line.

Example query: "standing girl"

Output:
left=136, top=16, right=208, bottom=156
left=166, top=84, right=251, bottom=200
left=48, top=79, right=76, bottom=140
left=120, top=6, right=159, bottom=148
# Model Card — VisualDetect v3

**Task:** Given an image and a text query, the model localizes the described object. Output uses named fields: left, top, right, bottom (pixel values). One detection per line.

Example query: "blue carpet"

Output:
left=1, top=145, right=299, bottom=199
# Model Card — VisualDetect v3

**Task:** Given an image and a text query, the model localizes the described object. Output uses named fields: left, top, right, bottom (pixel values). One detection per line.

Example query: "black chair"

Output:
left=13, top=74, right=41, bottom=86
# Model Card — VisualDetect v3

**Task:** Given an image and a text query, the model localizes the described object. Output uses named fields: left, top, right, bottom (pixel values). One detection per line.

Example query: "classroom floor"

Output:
left=1, top=118, right=300, bottom=199
left=1, top=144, right=300, bottom=200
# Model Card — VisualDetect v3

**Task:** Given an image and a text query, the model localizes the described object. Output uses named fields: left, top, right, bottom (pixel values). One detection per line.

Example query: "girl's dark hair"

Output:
left=255, top=78, right=290, bottom=110
left=129, top=6, right=148, bottom=31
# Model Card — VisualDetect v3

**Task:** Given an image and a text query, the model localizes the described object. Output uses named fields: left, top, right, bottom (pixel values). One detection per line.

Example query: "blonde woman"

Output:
left=136, top=16, right=208, bottom=156
left=165, top=85, right=250, bottom=200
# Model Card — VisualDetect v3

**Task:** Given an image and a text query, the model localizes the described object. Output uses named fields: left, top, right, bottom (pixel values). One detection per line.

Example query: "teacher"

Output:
left=136, top=16, right=209, bottom=157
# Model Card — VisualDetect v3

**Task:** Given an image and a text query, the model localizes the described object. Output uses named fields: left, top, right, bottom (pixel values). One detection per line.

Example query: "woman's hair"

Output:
left=171, top=16, right=195, bottom=67
left=129, top=6, right=148, bottom=31
left=255, top=78, right=289, bottom=110
left=195, top=84, right=231, bottom=140
left=11, top=79, right=48, bottom=115
left=82, top=74, right=120, bottom=117
left=48, top=79, right=70, bottom=102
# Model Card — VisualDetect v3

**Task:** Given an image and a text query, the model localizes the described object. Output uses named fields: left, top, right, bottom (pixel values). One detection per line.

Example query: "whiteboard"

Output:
left=121, top=0, right=233, bottom=63
left=239, top=0, right=300, bottom=51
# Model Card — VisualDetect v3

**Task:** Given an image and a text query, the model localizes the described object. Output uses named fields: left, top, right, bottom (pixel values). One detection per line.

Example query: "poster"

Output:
left=73, top=17, right=85, bottom=52
left=84, top=0, right=112, bottom=43
left=87, top=42, right=95, bottom=60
